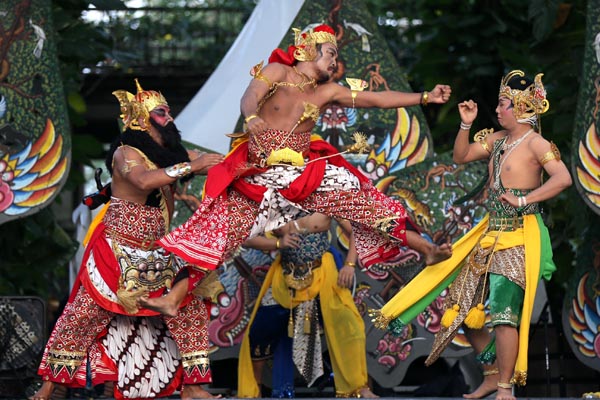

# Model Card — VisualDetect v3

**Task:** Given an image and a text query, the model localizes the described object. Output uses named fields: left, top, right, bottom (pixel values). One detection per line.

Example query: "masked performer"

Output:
left=158, top=24, right=453, bottom=282
left=31, top=80, right=224, bottom=400
left=237, top=213, right=377, bottom=398
left=371, top=70, right=572, bottom=400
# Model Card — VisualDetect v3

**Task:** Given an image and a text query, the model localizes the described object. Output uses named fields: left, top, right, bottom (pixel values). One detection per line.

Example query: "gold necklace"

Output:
left=493, top=129, right=533, bottom=190
left=291, top=66, right=317, bottom=92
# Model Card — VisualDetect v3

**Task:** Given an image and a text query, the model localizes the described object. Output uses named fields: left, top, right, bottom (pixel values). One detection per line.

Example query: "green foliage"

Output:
left=0, top=208, right=77, bottom=298
left=367, top=0, right=585, bottom=153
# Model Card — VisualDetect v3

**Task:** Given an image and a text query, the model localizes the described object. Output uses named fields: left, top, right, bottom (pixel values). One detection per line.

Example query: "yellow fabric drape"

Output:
left=237, top=252, right=367, bottom=397
left=83, top=202, right=110, bottom=246
left=379, top=213, right=543, bottom=386
left=380, top=215, right=489, bottom=319
left=514, top=214, right=541, bottom=385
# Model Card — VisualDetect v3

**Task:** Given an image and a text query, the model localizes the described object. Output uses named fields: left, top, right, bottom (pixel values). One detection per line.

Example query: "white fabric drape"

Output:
left=177, top=0, right=306, bottom=154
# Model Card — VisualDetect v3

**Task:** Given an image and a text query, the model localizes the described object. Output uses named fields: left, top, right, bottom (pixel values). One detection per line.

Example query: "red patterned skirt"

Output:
left=160, top=136, right=412, bottom=270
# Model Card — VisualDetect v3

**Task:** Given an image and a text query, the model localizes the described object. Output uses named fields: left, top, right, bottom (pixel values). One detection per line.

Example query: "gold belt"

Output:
left=282, top=259, right=322, bottom=291
left=487, top=216, right=524, bottom=231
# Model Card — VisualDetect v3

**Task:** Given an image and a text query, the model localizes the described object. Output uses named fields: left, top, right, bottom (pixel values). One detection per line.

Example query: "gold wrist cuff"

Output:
left=165, top=162, right=192, bottom=178
left=421, top=91, right=429, bottom=106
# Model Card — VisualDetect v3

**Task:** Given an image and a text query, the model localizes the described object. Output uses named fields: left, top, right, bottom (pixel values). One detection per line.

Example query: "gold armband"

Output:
left=165, top=162, right=192, bottom=178
left=250, top=61, right=272, bottom=87
left=245, top=114, right=258, bottom=123
left=474, top=128, right=494, bottom=154
left=346, top=78, right=368, bottom=109
left=539, top=141, right=561, bottom=165
left=351, top=91, right=358, bottom=109
left=120, top=159, right=142, bottom=175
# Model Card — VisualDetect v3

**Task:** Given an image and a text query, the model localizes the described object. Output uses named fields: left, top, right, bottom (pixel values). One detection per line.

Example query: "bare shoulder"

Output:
left=114, top=145, right=143, bottom=162
left=485, top=129, right=507, bottom=145
left=488, top=129, right=507, bottom=141
left=262, top=62, right=288, bottom=80
left=528, top=133, right=553, bottom=153
left=112, top=145, right=145, bottom=173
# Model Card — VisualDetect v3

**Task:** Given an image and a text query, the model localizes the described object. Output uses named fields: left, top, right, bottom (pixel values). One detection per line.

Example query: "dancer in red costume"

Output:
left=159, top=24, right=453, bottom=276
left=30, top=80, right=224, bottom=400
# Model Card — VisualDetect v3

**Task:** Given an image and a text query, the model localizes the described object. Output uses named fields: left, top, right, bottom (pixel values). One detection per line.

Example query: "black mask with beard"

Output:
left=105, top=123, right=191, bottom=206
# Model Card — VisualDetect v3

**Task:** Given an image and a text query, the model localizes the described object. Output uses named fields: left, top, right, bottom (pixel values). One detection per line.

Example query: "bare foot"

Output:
left=495, top=387, right=515, bottom=400
left=181, top=384, right=223, bottom=399
left=425, top=242, right=453, bottom=265
left=29, top=381, right=55, bottom=400
left=138, top=294, right=179, bottom=317
left=358, top=387, right=379, bottom=398
left=463, top=374, right=499, bottom=399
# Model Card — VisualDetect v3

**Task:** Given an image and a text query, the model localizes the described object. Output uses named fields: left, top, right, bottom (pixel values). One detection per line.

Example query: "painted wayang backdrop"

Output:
left=0, top=0, right=71, bottom=225
left=562, top=0, right=600, bottom=374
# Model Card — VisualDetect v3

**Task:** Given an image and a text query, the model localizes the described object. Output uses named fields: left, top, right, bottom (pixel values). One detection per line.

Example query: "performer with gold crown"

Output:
left=370, top=70, right=572, bottom=400
left=157, top=24, right=453, bottom=290
left=30, top=80, right=224, bottom=400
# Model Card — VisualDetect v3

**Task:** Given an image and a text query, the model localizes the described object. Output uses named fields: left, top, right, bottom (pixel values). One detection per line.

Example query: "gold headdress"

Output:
left=112, top=79, right=168, bottom=132
left=498, top=70, right=549, bottom=122
left=292, top=24, right=337, bottom=62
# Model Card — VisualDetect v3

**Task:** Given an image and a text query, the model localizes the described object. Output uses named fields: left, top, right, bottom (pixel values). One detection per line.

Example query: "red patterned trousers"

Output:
left=37, top=286, right=212, bottom=387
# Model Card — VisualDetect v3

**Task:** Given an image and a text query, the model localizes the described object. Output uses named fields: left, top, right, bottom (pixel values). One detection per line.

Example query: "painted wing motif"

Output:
left=0, top=119, right=67, bottom=215
left=576, top=122, right=600, bottom=211
left=568, top=273, right=600, bottom=358
left=358, top=108, right=429, bottom=181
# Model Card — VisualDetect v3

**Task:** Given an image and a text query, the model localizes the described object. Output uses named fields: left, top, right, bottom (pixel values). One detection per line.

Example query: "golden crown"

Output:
left=112, top=79, right=168, bottom=132
left=292, top=25, right=337, bottom=62
left=498, top=70, right=549, bottom=121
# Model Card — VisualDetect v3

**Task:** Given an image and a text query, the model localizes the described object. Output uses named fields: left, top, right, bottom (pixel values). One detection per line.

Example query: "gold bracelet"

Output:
left=245, top=114, right=258, bottom=123
left=276, top=239, right=280, bottom=249
left=421, top=91, right=429, bottom=106
left=344, top=262, right=356, bottom=268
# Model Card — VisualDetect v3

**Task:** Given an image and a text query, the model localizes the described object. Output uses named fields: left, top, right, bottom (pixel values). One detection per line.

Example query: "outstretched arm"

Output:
left=112, top=146, right=222, bottom=191
left=328, top=82, right=451, bottom=109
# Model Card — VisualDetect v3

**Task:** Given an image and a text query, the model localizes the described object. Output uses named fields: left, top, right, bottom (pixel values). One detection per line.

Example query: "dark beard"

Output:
left=105, top=128, right=190, bottom=175
left=316, top=72, right=330, bottom=84
left=150, top=118, right=183, bottom=150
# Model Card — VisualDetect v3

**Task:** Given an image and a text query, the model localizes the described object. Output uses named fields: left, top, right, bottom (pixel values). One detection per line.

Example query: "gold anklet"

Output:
left=497, top=382, right=513, bottom=389
left=483, top=368, right=499, bottom=376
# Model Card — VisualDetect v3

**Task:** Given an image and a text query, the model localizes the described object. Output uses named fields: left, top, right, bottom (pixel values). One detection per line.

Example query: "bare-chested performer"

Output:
left=155, top=24, right=452, bottom=288
left=372, top=70, right=572, bottom=400
left=31, top=80, right=224, bottom=400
